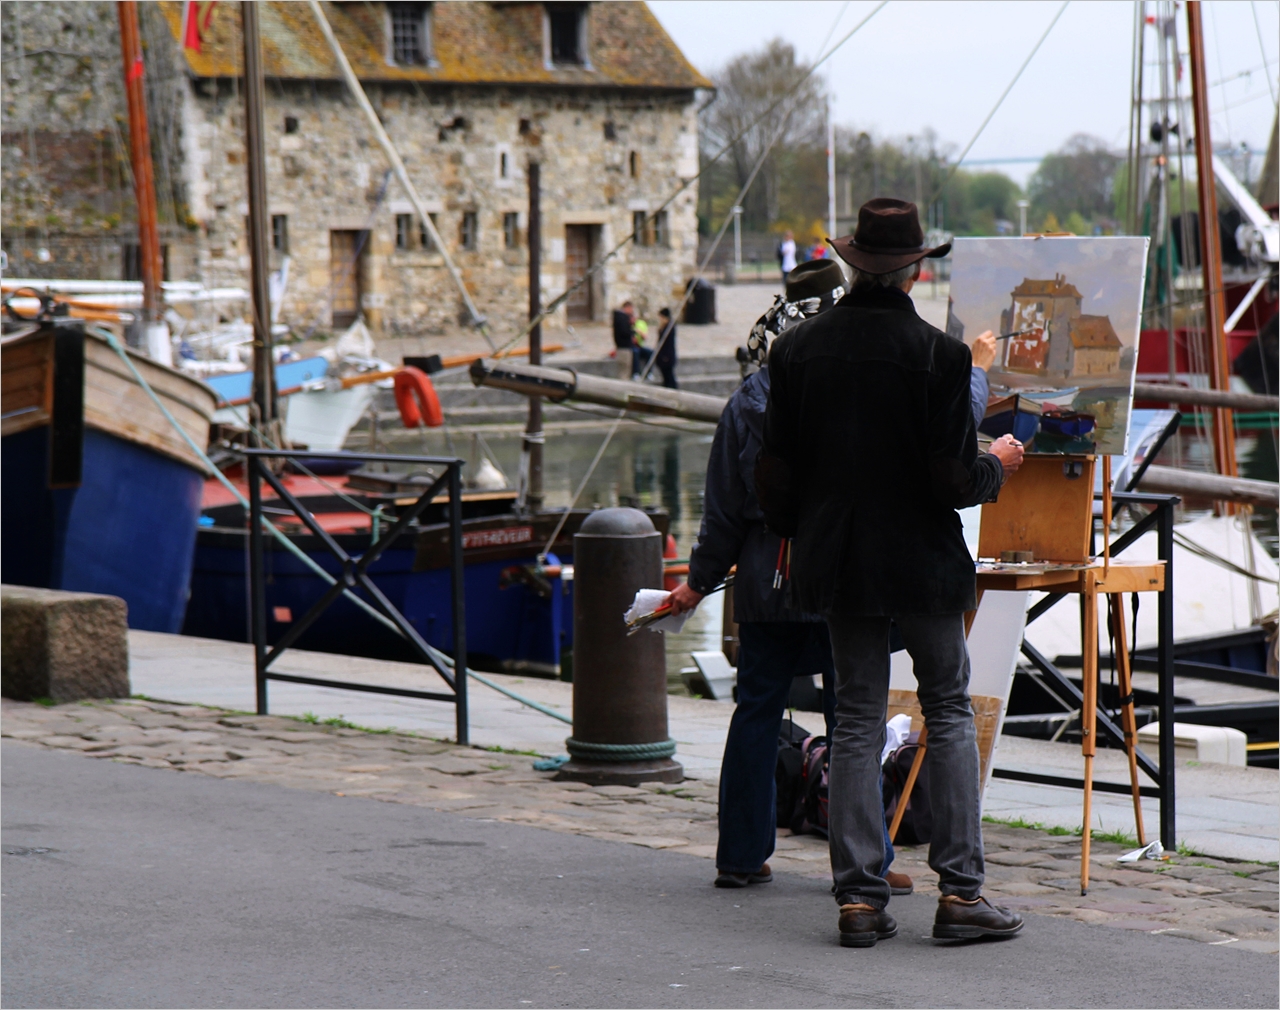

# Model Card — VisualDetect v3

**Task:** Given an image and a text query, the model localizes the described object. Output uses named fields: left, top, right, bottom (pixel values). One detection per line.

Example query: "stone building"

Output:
left=1, top=1, right=709, bottom=338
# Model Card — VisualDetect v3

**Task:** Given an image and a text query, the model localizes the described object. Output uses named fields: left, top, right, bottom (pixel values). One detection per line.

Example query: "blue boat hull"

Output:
left=183, top=538, right=573, bottom=671
left=2, top=425, right=205, bottom=632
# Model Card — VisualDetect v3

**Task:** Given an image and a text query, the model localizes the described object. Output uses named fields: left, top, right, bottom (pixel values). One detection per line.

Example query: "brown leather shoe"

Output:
left=933, top=895, right=1024, bottom=940
left=714, top=863, right=773, bottom=888
left=886, top=870, right=914, bottom=895
left=838, top=903, right=898, bottom=948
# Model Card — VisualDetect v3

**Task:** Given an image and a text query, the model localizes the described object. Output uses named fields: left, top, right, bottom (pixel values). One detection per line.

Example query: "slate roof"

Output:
left=1068, top=314, right=1121, bottom=349
left=157, top=1, right=711, bottom=90
left=1010, top=275, right=1083, bottom=301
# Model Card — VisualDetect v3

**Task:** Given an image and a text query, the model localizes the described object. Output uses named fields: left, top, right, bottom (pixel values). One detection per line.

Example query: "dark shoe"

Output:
left=714, top=863, right=773, bottom=888
left=886, top=870, right=914, bottom=895
left=933, top=895, right=1024, bottom=940
left=838, top=903, right=898, bottom=948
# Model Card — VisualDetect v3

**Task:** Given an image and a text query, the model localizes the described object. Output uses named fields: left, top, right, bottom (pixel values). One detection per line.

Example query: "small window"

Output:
left=519, top=118, right=533, bottom=136
left=420, top=213, right=437, bottom=251
left=548, top=4, right=584, bottom=65
left=460, top=211, right=478, bottom=251
left=503, top=212, right=519, bottom=250
left=395, top=213, right=414, bottom=251
left=284, top=116, right=299, bottom=134
left=632, top=210, right=649, bottom=247
left=653, top=210, right=668, bottom=248
left=499, top=151, right=509, bottom=179
left=271, top=214, right=289, bottom=253
left=603, top=120, right=616, bottom=142
left=389, top=2, right=430, bottom=65
left=629, top=150, right=639, bottom=178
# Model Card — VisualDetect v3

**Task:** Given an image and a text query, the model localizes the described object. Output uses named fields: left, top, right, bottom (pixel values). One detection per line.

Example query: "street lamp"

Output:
left=732, top=205, right=743, bottom=273
left=1017, top=199, right=1030, bottom=237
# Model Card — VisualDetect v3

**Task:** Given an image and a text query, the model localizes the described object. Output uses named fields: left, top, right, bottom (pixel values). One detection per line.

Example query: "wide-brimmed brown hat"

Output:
left=828, top=198, right=951, bottom=275
left=784, top=259, right=846, bottom=301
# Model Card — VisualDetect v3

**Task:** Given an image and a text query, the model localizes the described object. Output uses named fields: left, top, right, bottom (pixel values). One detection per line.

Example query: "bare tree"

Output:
left=700, top=39, right=827, bottom=230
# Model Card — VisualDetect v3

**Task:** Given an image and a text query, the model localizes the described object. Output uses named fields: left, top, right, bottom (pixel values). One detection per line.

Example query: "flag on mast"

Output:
left=181, top=1, right=217, bottom=55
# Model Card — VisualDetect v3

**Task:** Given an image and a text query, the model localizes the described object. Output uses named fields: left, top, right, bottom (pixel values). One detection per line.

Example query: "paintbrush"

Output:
left=995, top=328, right=1039, bottom=340
left=625, top=602, right=674, bottom=635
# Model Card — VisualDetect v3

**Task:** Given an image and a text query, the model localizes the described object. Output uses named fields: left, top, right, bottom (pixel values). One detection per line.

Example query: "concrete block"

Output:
left=1, top=585, right=129, bottom=702
left=1138, top=721, right=1247, bottom=767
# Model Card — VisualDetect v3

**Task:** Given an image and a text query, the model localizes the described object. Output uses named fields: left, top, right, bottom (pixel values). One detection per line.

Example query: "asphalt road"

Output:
left=2, top=742, right=1274, bottom=1009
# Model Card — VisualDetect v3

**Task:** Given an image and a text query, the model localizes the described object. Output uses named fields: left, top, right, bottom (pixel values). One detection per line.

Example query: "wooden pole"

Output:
left=1111, top=593, right=1147, bottom=846
left=1102, top=454, right=1112, bottom=576
left=116, top=2, right=163, bottom=325
left=241, top=1, right=277, bottom=445
left=525, top=161, right=544, bottom=510
left=1186, top=2, right=1238, bottom=481
left=1080, top=575, right=1099, bottom=895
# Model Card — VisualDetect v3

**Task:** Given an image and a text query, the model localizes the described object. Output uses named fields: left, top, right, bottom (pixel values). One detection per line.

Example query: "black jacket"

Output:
left=688, top=368, right=820, bottom=623
left=759, top=285, right=1003, bottom=616
left=656, top=320, right=677, bottom=367
left=612, top=309, right=634, bottom=350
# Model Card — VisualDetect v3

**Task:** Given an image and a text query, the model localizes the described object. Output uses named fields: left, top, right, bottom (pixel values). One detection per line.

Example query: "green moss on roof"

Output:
left=158, top=1, right=711, bottom=90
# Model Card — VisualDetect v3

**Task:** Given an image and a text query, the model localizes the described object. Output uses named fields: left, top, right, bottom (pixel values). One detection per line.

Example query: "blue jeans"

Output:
left=716, top=621, right=895, bottom=875
left=630, top=345, right=653, bottom=378
left=825, top=612, right=984, bottom=909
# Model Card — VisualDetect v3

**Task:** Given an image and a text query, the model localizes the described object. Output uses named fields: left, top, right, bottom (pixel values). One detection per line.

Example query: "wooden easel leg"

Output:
left=1111, top=593, right=1146, bottom=846
left=889, top=726, right=927, bottom=844
left=1080, top=578, right=1098, bottom=895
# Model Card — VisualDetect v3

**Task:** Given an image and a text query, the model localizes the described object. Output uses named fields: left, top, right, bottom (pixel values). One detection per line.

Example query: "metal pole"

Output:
left=733, top=207, right=742, bottom=271
left=116, top=3, right=163, bottom=328
left=1186, top=1, right=1238, bottom=480
left=248, top=455, right=269, bottom=714
left=1017, top=199, right=1029, bottom=236
left=241, top=1, right=276, bottom=446
left=1157, top=498, right=1176, bottom=850
left=449, top=462, right=469, bottom=744
left=525, top=161, right=544, bottom=511
left=826, top=97, right=837, bottom=242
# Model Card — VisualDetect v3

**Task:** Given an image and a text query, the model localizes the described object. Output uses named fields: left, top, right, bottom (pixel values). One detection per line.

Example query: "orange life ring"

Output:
left=394, top=366, right=443, bottom=428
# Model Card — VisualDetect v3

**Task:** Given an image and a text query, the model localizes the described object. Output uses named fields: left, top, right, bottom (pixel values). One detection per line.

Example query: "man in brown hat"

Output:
left=757, top=198, right=1026, bottom=948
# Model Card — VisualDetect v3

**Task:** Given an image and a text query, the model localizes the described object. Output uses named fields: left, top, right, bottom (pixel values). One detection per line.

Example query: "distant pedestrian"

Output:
left=612, top=299, right=636, bottom=380
left=778, top=230, right=797, bottom=278
left=631, top=317, right=654, bottom=379
left=655, top=308, right=678, bottom=389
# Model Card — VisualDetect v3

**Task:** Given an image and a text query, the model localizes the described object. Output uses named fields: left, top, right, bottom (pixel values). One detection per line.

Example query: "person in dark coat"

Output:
left=666, top=260, right=912, bottom=896
left=612, top=300, right=636, bottom=380
left=655, top=307, right=678, bottom=388
left=757, top=198, right=1026, bottom=948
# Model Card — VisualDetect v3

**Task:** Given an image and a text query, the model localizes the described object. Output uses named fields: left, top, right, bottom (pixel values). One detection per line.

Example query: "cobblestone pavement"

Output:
left=4, top=697, right=1276, bottom=955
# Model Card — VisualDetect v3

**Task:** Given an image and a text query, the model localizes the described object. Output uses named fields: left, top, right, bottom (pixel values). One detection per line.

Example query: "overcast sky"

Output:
left=648, top=0, right=1279, bottom=187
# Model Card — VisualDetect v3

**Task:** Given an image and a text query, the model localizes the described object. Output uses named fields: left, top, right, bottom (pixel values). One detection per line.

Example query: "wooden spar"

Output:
left=116, top=2, right=163, bottom=325
left=525, top=161, right=544, bottom=509
left=1186, top=2, right=1238, bottom=480
left=240, top=1, right=277, bottom=445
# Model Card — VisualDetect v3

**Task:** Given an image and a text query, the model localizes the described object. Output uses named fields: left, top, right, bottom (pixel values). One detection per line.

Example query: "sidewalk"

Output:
left=125, top=631, right=1279, bottom=864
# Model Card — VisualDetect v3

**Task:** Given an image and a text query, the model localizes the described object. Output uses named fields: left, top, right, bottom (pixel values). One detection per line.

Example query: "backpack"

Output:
left=775, top=718, right=809, bottom=828
left=882, top=742, right=932, bottom=846
left=791, top=734, right=830, bottom=837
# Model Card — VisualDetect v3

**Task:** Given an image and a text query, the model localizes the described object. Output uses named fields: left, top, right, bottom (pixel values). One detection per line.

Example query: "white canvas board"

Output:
left=948, top=236, right=1149, bottom=455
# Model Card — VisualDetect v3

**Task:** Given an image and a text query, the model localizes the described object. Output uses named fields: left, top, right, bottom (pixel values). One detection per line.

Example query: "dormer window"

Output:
left=545, top=3, right=588, bottom=67
left=389, top=2, right=431, bottom=66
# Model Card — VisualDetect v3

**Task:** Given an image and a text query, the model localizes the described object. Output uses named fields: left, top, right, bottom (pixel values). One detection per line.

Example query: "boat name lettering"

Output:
left=462, top=526, right=534, bottom=549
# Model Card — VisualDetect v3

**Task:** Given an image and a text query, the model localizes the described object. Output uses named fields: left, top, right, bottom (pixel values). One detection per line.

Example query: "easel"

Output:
left=888, top=454, right=1166, bottom=895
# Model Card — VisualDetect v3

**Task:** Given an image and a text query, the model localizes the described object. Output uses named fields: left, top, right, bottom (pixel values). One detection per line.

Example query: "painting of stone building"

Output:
left=949, top=237, right=1148, bottom=455
left=0, top=1, right=709, bottom=338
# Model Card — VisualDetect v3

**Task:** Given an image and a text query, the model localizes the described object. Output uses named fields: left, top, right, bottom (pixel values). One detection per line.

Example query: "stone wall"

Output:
left=2, top=2, right=702, bottom=342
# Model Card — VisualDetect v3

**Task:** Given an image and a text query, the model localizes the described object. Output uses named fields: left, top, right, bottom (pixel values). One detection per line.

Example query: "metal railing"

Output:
left=245, top=449, right=469, bottom=743
left=994, top=491, right=1178, bottom=849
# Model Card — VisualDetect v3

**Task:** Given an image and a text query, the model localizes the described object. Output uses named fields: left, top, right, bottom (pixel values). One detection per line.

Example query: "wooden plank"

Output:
left=978, top=453, right=1096, bottom=563
left=1, top=333, right=52, bottom=436
left=82, top=334, right=216, bottom=473
left=1093, top=561, right=1165, bottom=594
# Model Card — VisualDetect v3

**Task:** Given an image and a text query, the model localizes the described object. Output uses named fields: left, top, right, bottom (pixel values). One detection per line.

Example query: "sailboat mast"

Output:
left=1186, top=1, right=1237, bottom=478
left=241, top=1, right=277, bottom=444
left=116, top=2, right=163, bottom=328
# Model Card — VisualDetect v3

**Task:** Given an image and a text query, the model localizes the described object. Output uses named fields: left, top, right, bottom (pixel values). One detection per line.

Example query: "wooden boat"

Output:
left=1, top=318, right=217, bottom=631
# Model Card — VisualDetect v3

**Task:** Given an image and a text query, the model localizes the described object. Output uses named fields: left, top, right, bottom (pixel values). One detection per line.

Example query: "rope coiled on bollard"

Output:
left=565, top=737, right=677, bottom=762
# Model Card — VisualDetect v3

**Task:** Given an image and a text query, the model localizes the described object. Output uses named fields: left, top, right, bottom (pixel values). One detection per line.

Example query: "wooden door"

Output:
left=330, top=230, right=364, bottom=328
left=564, top=225, right=594, bottom=322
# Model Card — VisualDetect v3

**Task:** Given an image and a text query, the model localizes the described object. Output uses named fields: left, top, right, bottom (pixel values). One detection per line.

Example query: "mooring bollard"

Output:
left=559, top=508, right=683, bottom=785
